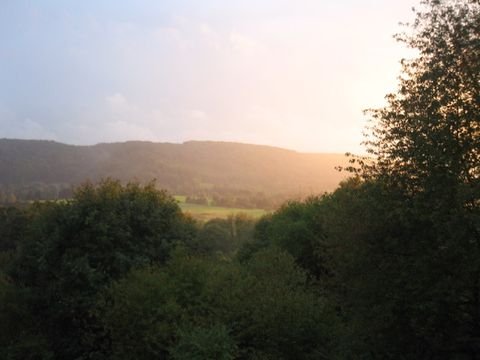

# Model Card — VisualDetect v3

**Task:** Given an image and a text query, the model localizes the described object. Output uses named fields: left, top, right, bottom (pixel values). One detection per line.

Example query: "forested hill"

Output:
left=0, top=139, right=348, bottom=197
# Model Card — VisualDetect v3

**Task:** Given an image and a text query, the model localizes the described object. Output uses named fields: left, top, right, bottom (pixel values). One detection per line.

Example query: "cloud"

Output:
left=2, top=117, right=57, bottom=141
left=19, top=119, right=58, bottom=140
left=199, top=23, right=221, bottom=50
left=153, top=26, right=181, bottom=39
left=103, top=120, right=158, bottom=142
left=106, top=93, right=129, bottom=112
left=189, top=109, right=207, bottom=120
left=59, top=94, right=162, bottom=144
left=152, top=26, right=186, bottom=49
left=229, top=32, right=259, bottom=55
left=172, top=15, right=188, bottom=26
left=0, top=0, right=417, bottom=153
left=199, top=23, right=213, bottom=35
left=0, top=104, right=57, bottom=140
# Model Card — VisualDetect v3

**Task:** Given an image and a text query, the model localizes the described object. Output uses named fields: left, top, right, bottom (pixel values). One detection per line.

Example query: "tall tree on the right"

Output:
left=363, top=0, right=479, bottom=202
left=338, top=1, right=480, bottom=358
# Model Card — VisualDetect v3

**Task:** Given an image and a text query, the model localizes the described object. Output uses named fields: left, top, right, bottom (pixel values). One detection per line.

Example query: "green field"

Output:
left=174, top=195, right=268, bottom=221
left=173, top=195, right=187, bottom=203
left=178, top=202, right=267, bottom=221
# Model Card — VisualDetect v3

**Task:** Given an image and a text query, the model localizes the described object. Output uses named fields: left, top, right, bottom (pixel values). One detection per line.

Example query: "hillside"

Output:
left=0, top=139, right=349, bottom=204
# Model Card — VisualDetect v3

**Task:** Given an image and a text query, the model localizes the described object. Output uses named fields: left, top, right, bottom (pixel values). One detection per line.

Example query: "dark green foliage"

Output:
left=197, top=218, right=232, bottom=254
left=96, top=267, right=183, bottom=359
left=319, top=180, right=425, bottom=357
left=362, top=0, right=479, bottom=199
left=0, top=274, right=53, bottom=360
left=320, top=178, right=480, bottom=359
left=0, top=206, right=28, bottom=252
left=195, top=214, right=255, bottom=256
left=7, top=179, right=194, bottom=359
left=205, top=248, right=338, bottom=359
left=337, top=1, right=480, bottom=357
left=171, top=325, right=237, bottom=360
left=239, top=198, right=328, bottom=279
left=97, top=248, right=339, bottom=360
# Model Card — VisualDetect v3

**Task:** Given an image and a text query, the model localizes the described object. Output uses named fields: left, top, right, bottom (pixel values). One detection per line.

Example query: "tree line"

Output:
left=0, top=183, right=293, bottom=211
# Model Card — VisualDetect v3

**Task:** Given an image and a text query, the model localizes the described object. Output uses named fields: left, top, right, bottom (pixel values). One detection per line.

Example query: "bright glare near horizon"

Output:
left=0, top=0, right=417, bottom=153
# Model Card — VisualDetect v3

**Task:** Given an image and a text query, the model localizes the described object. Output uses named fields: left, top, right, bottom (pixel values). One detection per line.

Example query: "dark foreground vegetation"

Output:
left=0, top=0, right=479, bottom=359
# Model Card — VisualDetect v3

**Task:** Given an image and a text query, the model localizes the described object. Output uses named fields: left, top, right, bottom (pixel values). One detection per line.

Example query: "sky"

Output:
left=0, top=0, right=418, bottom=153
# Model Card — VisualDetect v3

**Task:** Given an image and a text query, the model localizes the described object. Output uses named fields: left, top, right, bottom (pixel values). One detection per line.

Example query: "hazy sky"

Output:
left=0, top=0, right=417, bottom=153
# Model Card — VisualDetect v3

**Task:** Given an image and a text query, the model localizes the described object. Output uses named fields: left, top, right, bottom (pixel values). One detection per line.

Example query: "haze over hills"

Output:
left=0, top=139, right=349, bottom=203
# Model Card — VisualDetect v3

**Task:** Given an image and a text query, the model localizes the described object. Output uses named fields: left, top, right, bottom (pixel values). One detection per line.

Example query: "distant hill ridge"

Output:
left=0, top=139, right=348, bottom=196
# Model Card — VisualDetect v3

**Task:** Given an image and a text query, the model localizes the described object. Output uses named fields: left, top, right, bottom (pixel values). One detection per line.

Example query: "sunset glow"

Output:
left=1, top=0, right=417, bottom=153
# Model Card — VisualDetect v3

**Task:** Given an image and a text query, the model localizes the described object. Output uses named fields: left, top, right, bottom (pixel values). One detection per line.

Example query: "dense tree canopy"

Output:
left=97, top=248, right=338, bottom=360
left=238, top=198, right=328, bottom=280
left=5, top=180, right=196, bottom=359
left=342, top=0, right=480, bottom=357
left=363, top=0, right=479, bottom=198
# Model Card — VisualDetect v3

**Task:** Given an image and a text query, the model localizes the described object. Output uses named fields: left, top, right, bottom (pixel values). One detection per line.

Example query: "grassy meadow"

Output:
left=175, top=195, right=267, bottom=221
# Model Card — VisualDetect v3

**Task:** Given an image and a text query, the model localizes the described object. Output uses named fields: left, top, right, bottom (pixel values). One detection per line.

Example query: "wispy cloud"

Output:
left=229, top=32, right=259, bottom=55
left=0, top=0, right=418, bottom=152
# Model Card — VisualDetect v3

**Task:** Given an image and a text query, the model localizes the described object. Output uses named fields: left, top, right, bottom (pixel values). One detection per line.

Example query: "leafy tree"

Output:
left=171, top=325, right=237, bottom=360
left=0, top=273, right=53, bottom=360
left=97, top=248, right=338, bottom=360
left=9, top=179, right=195, bottom=359
left=238, top=198, right=328, bottom=279
left=338, top=1, right=480, bottom=357
left=96, top=266, right=184, bottom=359
left=362, top=0, right=479, bottom=201
left=206, top=248, right=339, bottom=359
left=317, top=179, right=420, bottom=357
left=0, top=206, right=29, bottom=255
left=96, top=250, right=227, bottom=360
left=196, top=218, right=233, bottom=254
left=195, top=215, right=255, bottom=256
